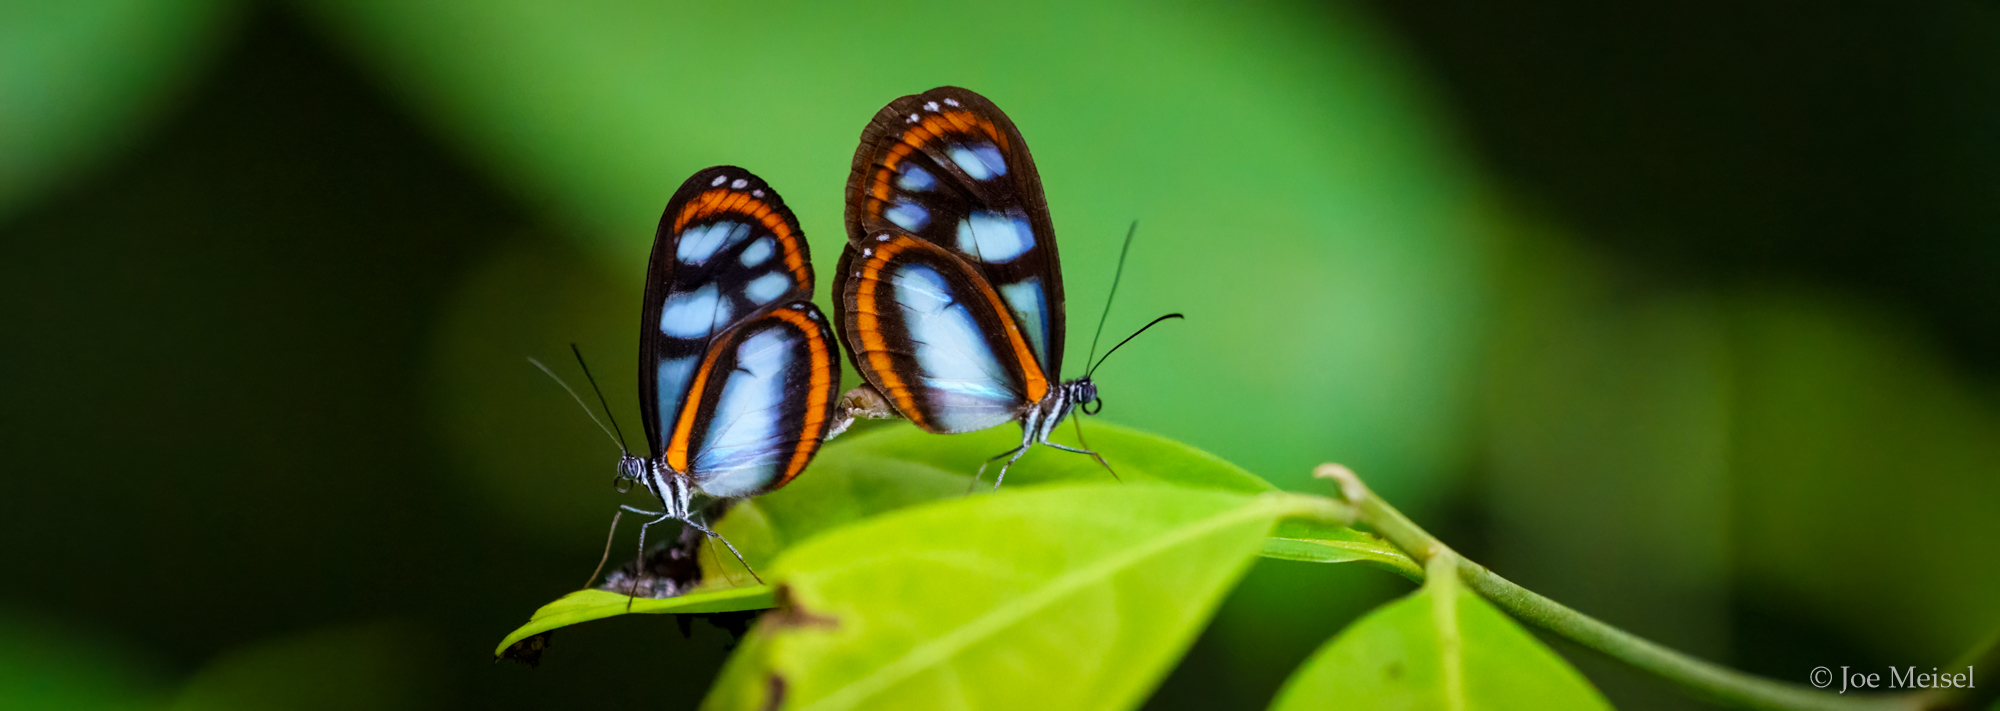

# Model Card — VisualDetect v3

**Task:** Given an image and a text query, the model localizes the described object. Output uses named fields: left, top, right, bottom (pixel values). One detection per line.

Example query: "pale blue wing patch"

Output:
left=677, top=221, right=752, bottom=265
left=738, top=237, right=775, bottom=267
left=655, top=355, right=699, bottom=446
left=948, top=142, right=1007, bottom=181
left=660, top=283, right=732, bottom=338
left=885, top=199, right=931, bottom=232
left=897, top=163, right=937, bottom=192
left=955, top=210, right=1035, bottom=263
left=692, top=328, right=794, bottom=497
left=998, top=276, right=1051, bottom=370
left=893, top=264, right=1021, bottom=432
left=744, top=272, right=790, bottom=305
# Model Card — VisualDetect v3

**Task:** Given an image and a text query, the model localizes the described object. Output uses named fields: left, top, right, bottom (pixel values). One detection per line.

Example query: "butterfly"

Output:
left=832, top=86, right=1180, bottom=488
left=605, top=165, right=842, bottom=581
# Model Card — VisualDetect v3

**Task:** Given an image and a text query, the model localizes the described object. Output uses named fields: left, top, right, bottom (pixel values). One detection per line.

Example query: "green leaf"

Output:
left=706, top=421, right=1412, bottom=579
left=1269, top=560, right=1609, bottom=711
left=705, top=421, right=1270, bottom=575
left=0, top=611, right=166, bottom=711
left=1263, top=518, right=1423, bottom=581
left=492, top=585, right=775, bottom=658
left=703, top=484, right=1345, bottom=711
left=494, top=422, right=1409, bottom=653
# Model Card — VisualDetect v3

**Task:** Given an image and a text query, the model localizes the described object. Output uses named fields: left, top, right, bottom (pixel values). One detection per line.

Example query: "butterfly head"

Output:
left=1067, top=378, right=1102, bottom=416
left=614, top=454, right=647, bottom=494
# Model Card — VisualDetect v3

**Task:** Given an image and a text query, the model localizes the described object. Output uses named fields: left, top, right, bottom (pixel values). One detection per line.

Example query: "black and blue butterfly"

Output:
left=602, top=165, right=842, bottom=579
left=833, top=86, right=1179, bottom=487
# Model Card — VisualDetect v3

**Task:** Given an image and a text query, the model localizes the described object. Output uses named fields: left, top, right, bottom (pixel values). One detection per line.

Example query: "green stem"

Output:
left=1313, top=463, right=1937, bottom=711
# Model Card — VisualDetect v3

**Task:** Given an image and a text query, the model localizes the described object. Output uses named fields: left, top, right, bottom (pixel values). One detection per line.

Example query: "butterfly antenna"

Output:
left=569, top=344, right=633, bottom=455
left=1082, top=221, right=1139, bottom=376
left=1087, top=313, right=1185, bottom=378
left=529, top=354, right=628, bottom=455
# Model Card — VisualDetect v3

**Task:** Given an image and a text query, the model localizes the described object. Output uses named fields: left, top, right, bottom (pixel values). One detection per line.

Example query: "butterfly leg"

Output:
left=973, top=422, right=1037, bottom=492
left=624, top=505, right=675, bottom=610
left=970, top=445, right=1024, bottom=493
left=1037, top=439, right=1120, bottom=482
left=989, top=445, right=1034, bottom=490
left=682, top=516, right=764, bottom=586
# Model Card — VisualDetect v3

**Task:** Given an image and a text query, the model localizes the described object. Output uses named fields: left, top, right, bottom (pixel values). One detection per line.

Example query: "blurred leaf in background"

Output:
left=0, top=0, right=241, bottom=221
left=0, top=608, right=169, bottom=711
left=1471, top=209, right=2000, bottom=707
left=168, top=622, right=444, bottom=711
left=1727, top=290, right=2000, bottom=665
left=1475, top=214, right=1736, bottom=708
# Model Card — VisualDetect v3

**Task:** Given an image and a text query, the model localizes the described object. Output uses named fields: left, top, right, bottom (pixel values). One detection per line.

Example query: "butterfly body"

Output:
left=619, top=166, right=840, bottom=571
left=833, top=87, right=1113, bottom=485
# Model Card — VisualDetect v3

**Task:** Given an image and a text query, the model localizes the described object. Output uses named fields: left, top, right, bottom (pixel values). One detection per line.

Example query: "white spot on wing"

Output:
left=896, top=164, right=936, bottom=192
left=999, top=277, right=1051, bottom=367
left=711, top=175, right=727, bottom=186
left=925, top=101, right=939, bottom=111
left=739, top=237, right=775, bottom=267
left=948, top=142, right=1007, bottom=181
left=655, top=355, right=699, bottom=442
left=885, top=199, right=930, bottom=232
left=660, top=283, right=731, bottom=338
left=678, top=221, right=752, bottom=265
left=955, top=211, right=1034, bottom=263
left=943, top=98, right=960, bottom=107
left=744, top=272, right=790, bottom=304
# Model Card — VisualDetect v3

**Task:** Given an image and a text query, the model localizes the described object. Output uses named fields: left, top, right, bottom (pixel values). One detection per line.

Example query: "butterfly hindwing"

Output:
left=836, top=234, right=1046, bottom=433
left=639, top=166, right=836, bottom=496
left=844, top=86, right=1066, bottom=379
left=670, top=303, right=838, bottom=497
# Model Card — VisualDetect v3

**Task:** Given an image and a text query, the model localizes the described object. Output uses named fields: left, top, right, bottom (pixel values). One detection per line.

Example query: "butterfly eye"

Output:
left=614, top=456, right=647, bottom=493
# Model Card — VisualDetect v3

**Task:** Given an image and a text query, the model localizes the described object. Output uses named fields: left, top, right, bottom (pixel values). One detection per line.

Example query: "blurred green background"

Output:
left=2, top=1, right=1996, bottom=708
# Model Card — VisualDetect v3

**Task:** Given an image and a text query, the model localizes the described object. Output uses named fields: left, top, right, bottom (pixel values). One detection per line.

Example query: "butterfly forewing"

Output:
left=843, top=87, right=1066, bottom=380
left=639, top=166, right=836, bottom=496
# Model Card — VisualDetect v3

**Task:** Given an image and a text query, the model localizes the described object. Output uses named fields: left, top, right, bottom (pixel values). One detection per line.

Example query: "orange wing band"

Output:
left=673, top=189, right=810, bottom=286
left=765, top=307, right=833, bottom=488
left=866, top=110, right=1009, bottom=222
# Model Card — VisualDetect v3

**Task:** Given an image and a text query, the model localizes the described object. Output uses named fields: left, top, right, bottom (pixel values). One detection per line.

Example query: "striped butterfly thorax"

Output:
left=832, top=86, right=1113, bottom=487
left=620, top=166, right=841, bottom=575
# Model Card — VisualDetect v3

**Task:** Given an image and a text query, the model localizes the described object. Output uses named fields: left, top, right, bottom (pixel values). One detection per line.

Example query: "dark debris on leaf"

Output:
left=596, top=521, right=706, bottom=598
left=497, top=631, right=552, bottom=668
left=762, top=585, right=837, bottom=631
left=760, top=674, right=787, bottom=711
